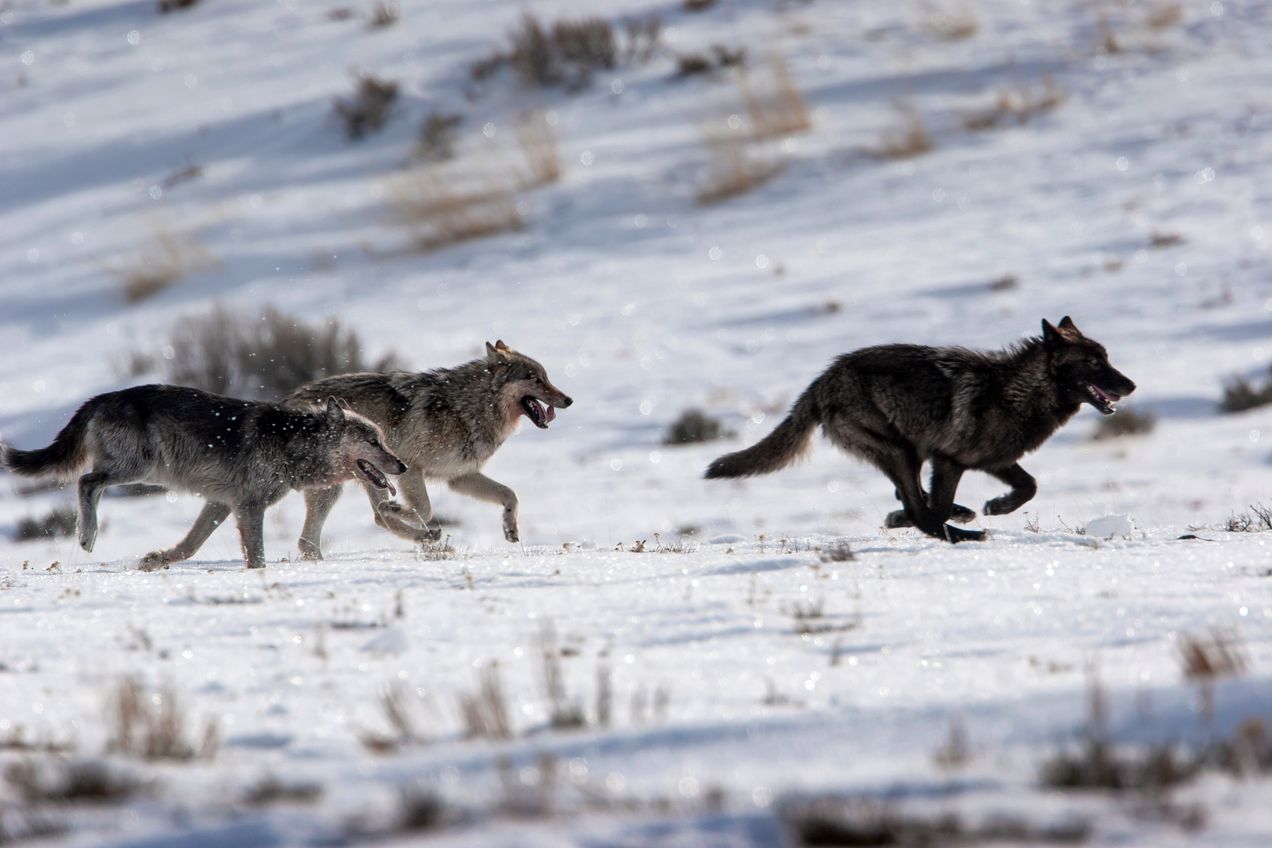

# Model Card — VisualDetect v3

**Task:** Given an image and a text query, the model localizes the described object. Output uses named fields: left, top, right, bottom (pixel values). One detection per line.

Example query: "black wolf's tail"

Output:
left=705, top=388, right=819, bottom=479
left=1, top=400, right=96, bottom=478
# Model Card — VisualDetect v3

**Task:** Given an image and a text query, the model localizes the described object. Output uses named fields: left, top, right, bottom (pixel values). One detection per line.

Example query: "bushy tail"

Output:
left=705, top=389, right=819, bottom=479
left=1, top=400, right=96, bottom=478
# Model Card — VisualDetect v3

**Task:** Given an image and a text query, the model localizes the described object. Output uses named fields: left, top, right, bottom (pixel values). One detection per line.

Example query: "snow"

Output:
left=1, top=0, right=1271, bottom=845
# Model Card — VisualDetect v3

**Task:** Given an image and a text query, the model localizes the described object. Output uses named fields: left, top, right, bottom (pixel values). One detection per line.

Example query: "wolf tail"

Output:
left=2, top=400, right=96, bottom=478
left=705, top=388, right=819, bottom=479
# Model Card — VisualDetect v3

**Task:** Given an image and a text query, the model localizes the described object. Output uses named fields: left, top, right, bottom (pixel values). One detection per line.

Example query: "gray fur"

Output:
left=283, top=340, right=572, bottom=558
left=1, top=385, right=405, bottom=569
left=705, top=317, right=1136, bottom=543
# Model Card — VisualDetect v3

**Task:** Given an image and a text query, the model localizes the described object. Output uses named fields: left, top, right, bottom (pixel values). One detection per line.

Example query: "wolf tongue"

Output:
left=387, top=480, right=397, bottom=496
left=544, top=405, right=556, bottom=423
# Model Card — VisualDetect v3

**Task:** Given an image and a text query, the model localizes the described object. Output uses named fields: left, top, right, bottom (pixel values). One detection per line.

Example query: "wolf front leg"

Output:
left=235, top=502, right=268, bottom=569
left=140, top=501, right=232, bottom=571
left=448, top=472, right=519, bottom=543
left=879, top=449, right=984, bottom=543
left=982, top=463, right=1038, bottom=516
left=362, top=478, right=436, bottom=543
left=397, top=470, right=442, bottom=542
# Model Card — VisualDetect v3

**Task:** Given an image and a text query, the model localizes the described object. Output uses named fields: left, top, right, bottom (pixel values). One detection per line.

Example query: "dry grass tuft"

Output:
left=459, top=664, right=513, bottom=740
left=474, top=13, right=622, bottom=90
left=695, top=125, right=784, bottom=205
left=1096, top=11, right=1122, bottom=55
left=385, top=165, right=523, bottom=252
left=739, top=56, right=811, bottom=140
left=1177, top=627, right=1248, bottom=683
left=158, top=0, right=200, bottom=12
left=1149, top=230, right=1185, bottom=248
left=242, top=773, right=324, bottom=805
left=818, top=541, right=855, bottom=563
left=1145, top=2, right=1183, bottom=31
left=107, top=678, right=218, bottom=762
left=960, top=77, right=1066, bottom=132
left=675, top=44, right=746, bottom=78
left=415, top=112, right=463, bottom=162
left=367, top=1, right=398, bottom=29
left=514, top=110, right=563, bottom=189
left=115, top=226, right=215, bottom=303
left=868, top=102, right=934, bottom=159
left=918, top=3, right=980, bottom=41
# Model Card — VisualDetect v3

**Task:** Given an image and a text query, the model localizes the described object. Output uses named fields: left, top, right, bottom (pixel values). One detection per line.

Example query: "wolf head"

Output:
left=1042, top=317, right=1137, bottom=416
left=323, top=398, right=408, bottom=492
left=485, top=340, right=573, bottom=430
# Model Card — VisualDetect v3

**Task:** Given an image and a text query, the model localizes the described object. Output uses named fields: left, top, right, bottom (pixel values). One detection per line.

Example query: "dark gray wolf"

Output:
left=705, top=317, right=1136, bottom=543
left=284, top=340, right=572, bottom=558
left=1, top=385, right=406, bottom=569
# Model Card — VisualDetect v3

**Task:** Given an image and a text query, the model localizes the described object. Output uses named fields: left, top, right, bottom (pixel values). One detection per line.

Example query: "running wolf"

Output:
left=284, top=340, right=572, bottom=558
left=1, top=385, right=406, bottom=569
left=705, top=317, right=1136, bottom=543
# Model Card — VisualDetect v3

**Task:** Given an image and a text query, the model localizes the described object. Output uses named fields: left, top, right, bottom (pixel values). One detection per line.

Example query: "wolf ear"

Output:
left=495, top=339, right=510, bottom=353
left=325, top=397, right=344, bottom=424
left=1041, top=319, right=1061, bottom=345
left=485, top=341, right=510, bottom=363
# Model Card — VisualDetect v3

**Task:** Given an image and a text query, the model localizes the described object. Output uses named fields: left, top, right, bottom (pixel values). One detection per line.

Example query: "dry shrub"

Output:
left=242, top=773, right=324, bottom=805
left=415, top=112, right=463, bottom=162
left=683, top=0, right=718, bottom=11
left=1096, top=12, right=1122, bottom=54
left=960, top=77, right=1065, bottom=132
left=386, top=165, right=523, bottom=253
left=675, top=44, right=746, bottom=78
left=157, top=0, right=200, bottom=12
left=1177, top=628, right=1248, bottom=683
left=695, top=125, right=784, bottom=205
left=514, top=110, right=562, bottom=189
left=477, top=13, right=618, bottom=90
left=780, top=797, right=1089, bottom=845
left=918, top=3, right=979, bottom=41
left=1219, top=367, right=1272, bottom=413
left=107, top=678, right=218, bottom=761
left=1149, top=230, right=1185, bottom=248
left=663, top=408, right=731, bottom=444
left=14, top=507, right=77, bottom=542
left=1091, top=405, right=1156, bottom=441
left=334, top=72, right=399, bottom=140
left=367, top=1, right=398, bottom=29
left=163, top=303, right=399, bottom=400
left=115, top=226, right=215, bottom=303
left=868, top=102, right=933, bottom=159
left=540, top=627, right=586, bottom=730
left=818, top=541, right=855, bottom=563
left=739, top=56, right=811, bottom=140
left=5, top=758, right=143, bottom=804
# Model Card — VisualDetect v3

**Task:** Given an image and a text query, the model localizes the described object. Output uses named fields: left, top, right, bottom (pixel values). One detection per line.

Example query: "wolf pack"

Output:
left=1, top=317, right=1136, bottom=568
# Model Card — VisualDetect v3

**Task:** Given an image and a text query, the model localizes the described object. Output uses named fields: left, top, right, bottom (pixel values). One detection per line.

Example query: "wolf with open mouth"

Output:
left=0, top=387, right=405, bottom=570
left=286, top=340, right=572, bottom=558
left=706, top=316, right=1136, bottom=544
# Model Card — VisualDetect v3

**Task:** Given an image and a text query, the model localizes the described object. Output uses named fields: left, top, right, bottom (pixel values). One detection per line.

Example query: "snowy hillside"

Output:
left=1, top=0, right=1271, bottom=845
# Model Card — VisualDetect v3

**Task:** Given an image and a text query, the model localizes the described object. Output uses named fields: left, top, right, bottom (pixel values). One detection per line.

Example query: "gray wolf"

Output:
left=705, top=317, right=1136, bottom=543
left=284, top=340, right=572, bottom=558
left=1, top=385, right=405, bottom=569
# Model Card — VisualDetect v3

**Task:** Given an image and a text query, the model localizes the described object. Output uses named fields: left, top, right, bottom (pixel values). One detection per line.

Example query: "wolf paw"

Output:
left=504, top=525, right=520, bottom=544
left=884, top=509, right=913, bottom=528
left=139, top=552, right=171, bottom=572
left=949, top=504, right=977, bottom=524
left=297, top=541, right=324, bottom=561
left=982, top=497, right=1018, bottom=516
left=943, top=525, right=987, bottom=544
left=413, top=525, right=443, bottom=544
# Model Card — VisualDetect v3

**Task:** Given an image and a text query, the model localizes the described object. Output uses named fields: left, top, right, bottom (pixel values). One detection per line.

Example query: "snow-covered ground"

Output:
left=1, top=0, right=1271, bottom=844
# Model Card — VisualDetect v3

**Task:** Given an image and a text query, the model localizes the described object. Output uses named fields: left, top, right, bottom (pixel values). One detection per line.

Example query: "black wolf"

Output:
left=1, top=385, right=405, bottom=569
left=705, top=317, right=1136, bottom=542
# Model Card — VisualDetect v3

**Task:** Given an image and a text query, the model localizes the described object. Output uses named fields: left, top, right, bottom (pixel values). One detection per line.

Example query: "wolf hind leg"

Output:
left=75, top=457, right=151, bottom=552
left=982, top=463, right=1037, bottom=516
left=298, top=485, right=342, bottom=560
left=234, top=501, right=268, bottom=569
left=141, top=501, right=231, bottom=571
left=878, top=450, right=983, bottom=544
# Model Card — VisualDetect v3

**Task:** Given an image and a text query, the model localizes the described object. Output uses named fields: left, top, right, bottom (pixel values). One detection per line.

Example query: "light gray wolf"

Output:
left=1, top=385, right=405, bottom=569
left=705, top=317, right=1136, bottom=543
left=284, top=340, right=572, bottom=558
